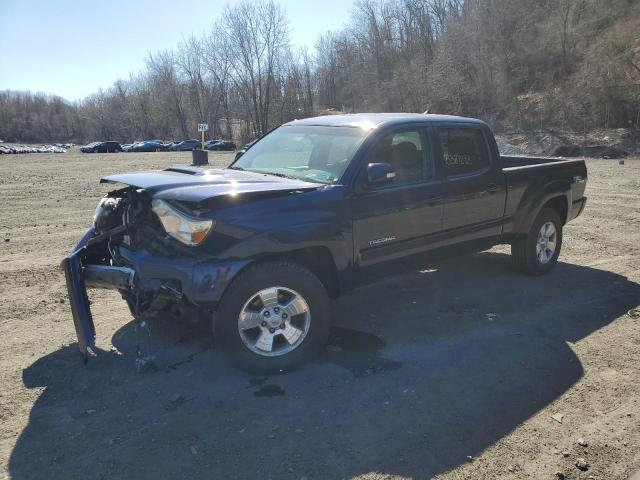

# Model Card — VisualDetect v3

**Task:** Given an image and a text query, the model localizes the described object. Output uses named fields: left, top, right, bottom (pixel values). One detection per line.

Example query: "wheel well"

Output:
left=260, top=247, right=340, bottom=298
left=544, top=196, right=568, bottom=225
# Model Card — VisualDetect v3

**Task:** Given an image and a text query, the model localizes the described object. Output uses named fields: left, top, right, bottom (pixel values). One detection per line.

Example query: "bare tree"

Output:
left=146, top=50, right=189, bottom=139
left=221, top=0, right=289, bottom=135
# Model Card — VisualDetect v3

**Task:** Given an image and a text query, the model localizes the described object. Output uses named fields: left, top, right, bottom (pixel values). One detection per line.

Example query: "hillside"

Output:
left=0, top=0, right=639, bottom=144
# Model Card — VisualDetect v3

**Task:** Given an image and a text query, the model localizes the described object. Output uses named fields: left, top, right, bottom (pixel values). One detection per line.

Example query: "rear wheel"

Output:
left=511, top=208, right=563, bottom=275
left=215, top=262, right=330, bottom=373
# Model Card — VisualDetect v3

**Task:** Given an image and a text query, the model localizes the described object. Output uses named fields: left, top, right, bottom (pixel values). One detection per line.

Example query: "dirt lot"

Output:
left=0, top=150, right=639, bottom=480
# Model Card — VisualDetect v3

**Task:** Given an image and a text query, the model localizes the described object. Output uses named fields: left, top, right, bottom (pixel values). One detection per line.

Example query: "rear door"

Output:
left=352, top=126, right=444, bottom=267
left=436, top=125, right=506, bottom=241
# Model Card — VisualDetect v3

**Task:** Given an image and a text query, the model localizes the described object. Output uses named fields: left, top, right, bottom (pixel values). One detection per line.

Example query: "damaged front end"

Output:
left=61, top=187, right=247, bottom=360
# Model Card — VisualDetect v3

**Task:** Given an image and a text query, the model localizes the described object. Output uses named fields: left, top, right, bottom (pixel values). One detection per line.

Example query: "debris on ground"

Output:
left=575, top=457, right=589, bottom=471
left=551, top=413, right=564, bottom=424
left=554, top=471, right=565, bottom=480
left=577, top=438, right=588, bottom=447
left=497, top=128, right=640, bottom=157
left=628, top=308, right=640, bottom=319
left=554, top=145, right=628, bottom=159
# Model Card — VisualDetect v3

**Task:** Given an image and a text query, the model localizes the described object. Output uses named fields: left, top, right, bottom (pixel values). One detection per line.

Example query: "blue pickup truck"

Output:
left=62, top=113, right=587, bottom=372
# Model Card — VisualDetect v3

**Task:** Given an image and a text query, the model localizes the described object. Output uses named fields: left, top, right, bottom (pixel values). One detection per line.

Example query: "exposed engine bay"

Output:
left=85, top=187, right=205, bottom=324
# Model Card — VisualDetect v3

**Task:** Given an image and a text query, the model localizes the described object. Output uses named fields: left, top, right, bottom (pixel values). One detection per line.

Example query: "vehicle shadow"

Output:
left=9, top=252, right=640, bottom=479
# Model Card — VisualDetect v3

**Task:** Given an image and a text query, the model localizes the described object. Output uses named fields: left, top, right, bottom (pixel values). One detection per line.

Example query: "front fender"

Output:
left=219, top=221, right=353, bottom=288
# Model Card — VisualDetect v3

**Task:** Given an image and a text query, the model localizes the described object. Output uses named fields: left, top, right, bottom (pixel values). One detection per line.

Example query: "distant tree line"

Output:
left=1, top=0, right=639, bottom=144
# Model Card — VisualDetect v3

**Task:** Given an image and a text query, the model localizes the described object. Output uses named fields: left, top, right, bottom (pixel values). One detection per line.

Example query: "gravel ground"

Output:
left=0, top=151, right=639, bottom=480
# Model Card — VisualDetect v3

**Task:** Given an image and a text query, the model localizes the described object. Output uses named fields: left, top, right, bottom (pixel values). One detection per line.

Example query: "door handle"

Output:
left=427, top=194, right=442, bottom=206
left=486, top=184, right=499, bottom=194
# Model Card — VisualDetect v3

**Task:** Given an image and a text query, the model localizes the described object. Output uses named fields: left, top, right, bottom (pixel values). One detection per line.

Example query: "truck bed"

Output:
left=499, top=155, right=588, bottom=231
left=500, top=154, right=585, bottom=171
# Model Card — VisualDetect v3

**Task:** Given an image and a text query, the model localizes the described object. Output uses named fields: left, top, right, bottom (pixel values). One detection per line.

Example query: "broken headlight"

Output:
left=93, top=197, right=122, bottom=233
left=151, top=199, right=213, bottom=246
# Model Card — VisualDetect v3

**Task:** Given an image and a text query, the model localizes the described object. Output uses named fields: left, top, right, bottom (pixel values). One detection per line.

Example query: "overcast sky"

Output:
left=0, top=0, right=353, bottom=101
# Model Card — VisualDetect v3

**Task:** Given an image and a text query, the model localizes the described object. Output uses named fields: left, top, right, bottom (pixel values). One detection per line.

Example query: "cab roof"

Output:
left=285, top=113, right=487, bottom=129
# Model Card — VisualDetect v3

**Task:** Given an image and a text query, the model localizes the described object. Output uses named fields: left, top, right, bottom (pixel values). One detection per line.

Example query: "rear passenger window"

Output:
left=438, top=128, right=490, bottom=176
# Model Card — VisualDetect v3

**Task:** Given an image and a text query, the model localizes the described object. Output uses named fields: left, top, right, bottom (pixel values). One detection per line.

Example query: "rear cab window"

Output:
left=438, top=127, right=490, bottom=177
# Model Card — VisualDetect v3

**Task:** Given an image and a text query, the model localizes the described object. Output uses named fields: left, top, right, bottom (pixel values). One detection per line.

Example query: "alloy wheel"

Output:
left=237, top=286, right=311, bottom=357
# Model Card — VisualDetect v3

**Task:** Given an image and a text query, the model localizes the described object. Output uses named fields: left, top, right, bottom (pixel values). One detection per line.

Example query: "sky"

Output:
left=0, top=0, right=354, bottom=101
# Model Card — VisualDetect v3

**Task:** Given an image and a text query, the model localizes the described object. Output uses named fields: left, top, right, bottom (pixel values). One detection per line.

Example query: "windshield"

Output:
left=231, top=125, right=368, bottom=184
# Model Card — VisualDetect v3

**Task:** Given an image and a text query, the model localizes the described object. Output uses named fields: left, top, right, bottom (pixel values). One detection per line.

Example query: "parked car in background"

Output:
left=169, top=139, right=201, bottom=151
left=131, top=140, right=164, bottom=152
left=206, top=140, right=236, bottom=151
left=0, top=144, right=68, bottom=154
left=80, top=141, right=123, bottom=153
left=62, top=113, right=587, bottom=372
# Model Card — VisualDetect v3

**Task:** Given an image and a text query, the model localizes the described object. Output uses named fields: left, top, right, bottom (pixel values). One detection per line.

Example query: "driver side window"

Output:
left=368, top=129, right=430, bottom=187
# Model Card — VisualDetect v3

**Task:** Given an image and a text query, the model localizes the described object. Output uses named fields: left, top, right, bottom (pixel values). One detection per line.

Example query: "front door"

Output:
left=352, top=126, right=444, bottom=268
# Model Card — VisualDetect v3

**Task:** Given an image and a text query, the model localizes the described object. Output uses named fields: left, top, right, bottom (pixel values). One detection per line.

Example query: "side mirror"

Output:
left=367, top=162, right=396, bottom=186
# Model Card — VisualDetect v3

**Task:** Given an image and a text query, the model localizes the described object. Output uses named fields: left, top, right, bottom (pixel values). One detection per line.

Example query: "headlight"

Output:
left=151, top=199, right=213, bottom=246
left=93, top=197, right=121, bottom=233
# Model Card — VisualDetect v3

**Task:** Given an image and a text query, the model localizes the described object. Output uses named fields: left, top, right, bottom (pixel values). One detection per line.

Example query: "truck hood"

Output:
left=101, top=167, right=323, bottom=203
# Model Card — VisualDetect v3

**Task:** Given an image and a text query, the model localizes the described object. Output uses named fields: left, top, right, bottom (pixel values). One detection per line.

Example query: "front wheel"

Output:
left=511, top=208, right=563, bottom=275
left=215, top=262, right=331, bottom=373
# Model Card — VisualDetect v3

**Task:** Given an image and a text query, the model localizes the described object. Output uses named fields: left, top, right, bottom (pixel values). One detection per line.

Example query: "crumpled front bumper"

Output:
left=61, top=228, right=249, bottom=359
left=61, top=229, right=100, bottom=360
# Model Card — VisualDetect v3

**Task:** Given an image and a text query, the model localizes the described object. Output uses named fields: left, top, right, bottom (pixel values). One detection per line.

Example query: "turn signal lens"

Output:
left=151, top=199, right=213, bottom=246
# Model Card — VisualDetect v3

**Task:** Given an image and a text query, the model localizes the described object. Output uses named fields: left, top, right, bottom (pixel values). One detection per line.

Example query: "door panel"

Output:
left=351, top=126, right=444, bottom=267
left=436, top=126, right=506, bottom=239
left=353, top=184, right=444, bottom=265
left=442, top=177, right=505, bottom=231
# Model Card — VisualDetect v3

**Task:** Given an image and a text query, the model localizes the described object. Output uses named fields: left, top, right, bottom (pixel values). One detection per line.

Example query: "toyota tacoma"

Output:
left=62, top=113, right=587, bottom=372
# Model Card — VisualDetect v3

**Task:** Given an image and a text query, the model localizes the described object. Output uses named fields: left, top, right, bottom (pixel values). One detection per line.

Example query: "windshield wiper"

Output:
left=257, top=171, right=307, bottom=181
left=235, top=168, right=312, bottom=182
left=263, top=171, right=295, bottom=179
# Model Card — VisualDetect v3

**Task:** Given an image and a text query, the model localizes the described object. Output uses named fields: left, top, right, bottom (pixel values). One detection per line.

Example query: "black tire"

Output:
left=511, top=207, right=563, bottom=275
left=215, top=261, right=331, bottom=373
